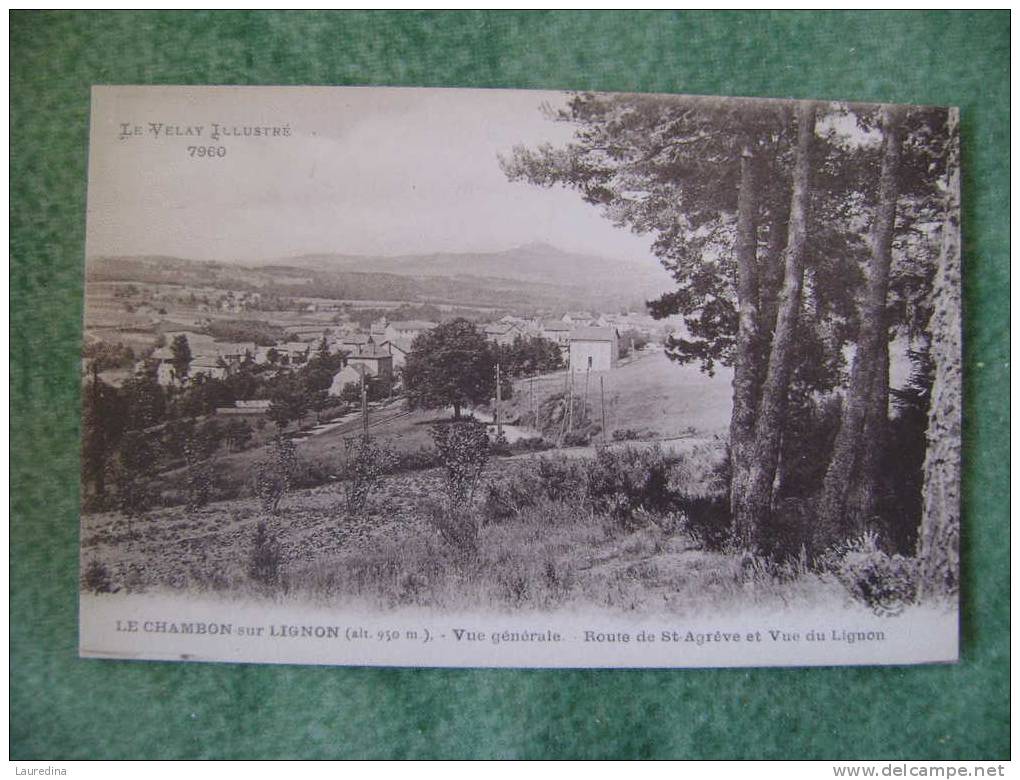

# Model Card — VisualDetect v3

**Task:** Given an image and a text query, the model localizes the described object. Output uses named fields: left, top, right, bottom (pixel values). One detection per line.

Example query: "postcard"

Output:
left=79, top=86, right=960, bottom=667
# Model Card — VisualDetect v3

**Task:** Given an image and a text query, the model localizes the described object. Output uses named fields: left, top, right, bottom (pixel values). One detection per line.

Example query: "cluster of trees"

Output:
left=504, top=94, right=959, bottom=594
left=202, top=318, right=290, bottom=346
left=404, top=320, right=562, bottom=420
left=80, top=336, right=353, bottom=511
left=82, top=340, right=137, bottom=372
left=492, top=333, right=565, bottom=378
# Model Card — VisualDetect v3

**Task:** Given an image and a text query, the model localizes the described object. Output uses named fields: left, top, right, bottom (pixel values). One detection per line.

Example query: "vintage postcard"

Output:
left=79, top=86, right=960, bottom=667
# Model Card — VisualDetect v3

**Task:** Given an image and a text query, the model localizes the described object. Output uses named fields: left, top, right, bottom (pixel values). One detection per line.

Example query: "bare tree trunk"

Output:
left=734, top=101, right=816, bottom=548
left=917, top=108, right=961, bottom=599
left=728, top=136, right=763, bottom=548
left=759, top=210, right=790, bottom=348
left=819, top=103, right=906, bottom=548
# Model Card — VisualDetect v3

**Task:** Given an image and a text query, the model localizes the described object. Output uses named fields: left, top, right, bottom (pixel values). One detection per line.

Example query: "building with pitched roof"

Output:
left=568, top=326, right=619, bottom=372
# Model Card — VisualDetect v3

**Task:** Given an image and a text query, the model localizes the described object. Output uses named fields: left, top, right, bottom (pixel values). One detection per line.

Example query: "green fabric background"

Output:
left=9, top=10, right=1009, bottom=760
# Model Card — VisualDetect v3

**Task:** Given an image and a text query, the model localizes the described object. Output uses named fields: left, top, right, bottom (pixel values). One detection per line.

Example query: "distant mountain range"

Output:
left=88, top=243, right=673, bottom=312
left=273, top=242, right=670, bottom=291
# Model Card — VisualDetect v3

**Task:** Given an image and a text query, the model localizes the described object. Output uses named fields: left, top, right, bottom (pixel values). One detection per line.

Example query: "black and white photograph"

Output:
left=78, top=86, right=960, bottom=667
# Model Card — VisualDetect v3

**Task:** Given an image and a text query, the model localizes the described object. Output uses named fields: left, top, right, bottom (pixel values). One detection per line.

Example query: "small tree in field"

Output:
left=430, top=421, right=490, bottom=503
left=254, top=436, right=298, bottom=515
left=248, top=521, right=282, bottom=587
left=109, top=430, right=158, bottom=533
left=170, top=334, right=192, bottom=386
left=340, top=435, right=395, bottom=514
left=183, top=435, right=215, bottom=511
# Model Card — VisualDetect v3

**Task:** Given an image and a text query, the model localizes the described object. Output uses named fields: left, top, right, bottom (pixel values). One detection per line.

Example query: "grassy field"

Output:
left=496, top=347, right=733, bottom=441
left=81, top=452, right=847, bottom=616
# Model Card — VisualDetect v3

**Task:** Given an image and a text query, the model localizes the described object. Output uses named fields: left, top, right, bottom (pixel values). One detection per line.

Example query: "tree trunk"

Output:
left=453, top=403, right=461, bottom=421
left=917, top=107, right=961, bottom=599
left=728, top=135, right=763, bottom=547
left=819, top=103, right=906, bottom=548
left=759, top=210, right=790, bottom=349
left=733, top=101, right=816, bottom=549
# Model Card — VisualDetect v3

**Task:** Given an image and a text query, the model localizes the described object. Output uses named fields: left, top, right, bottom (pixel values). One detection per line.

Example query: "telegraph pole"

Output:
left=600, top=375, right=607, bottom=445
left=495, top=362, right=503, bottom=438
left=583, top=366, right=591, bottom=424
left=361, top=371, right=368, bottom=437
left=529, top=376, right=535, bottom=429
left=566, top=366, right=574, bottom=435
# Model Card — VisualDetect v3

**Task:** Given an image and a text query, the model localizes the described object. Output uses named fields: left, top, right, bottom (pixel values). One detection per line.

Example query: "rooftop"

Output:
left=570, top=326, right=618, bottom=343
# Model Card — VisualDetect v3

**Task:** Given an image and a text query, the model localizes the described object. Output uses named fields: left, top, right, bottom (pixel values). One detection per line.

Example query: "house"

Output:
left=214, top=342, right=256, bottom=368
left=143, top=346, right=180, bottom=386
left=484, top=322, right=523, bottom=347
left=277, top=342, right=311, bottom=363
left=568, top=326, right=619, bottom=372
left=338, top=333, right=373, bottom=354
left=189, top=355, right=228, bottom=381
left=328, top=362, right=371, bottom=397
left=345, top=340, right=394, bottom=380
left=384, top=320, right=437, bottom=344
left=541, top=320, right=573, bottom=347
left=380, top=338, right=411, bottom=370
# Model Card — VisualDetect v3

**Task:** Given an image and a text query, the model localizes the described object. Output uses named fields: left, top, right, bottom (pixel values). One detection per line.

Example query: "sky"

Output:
left=85, top=86, right=662, bottom=270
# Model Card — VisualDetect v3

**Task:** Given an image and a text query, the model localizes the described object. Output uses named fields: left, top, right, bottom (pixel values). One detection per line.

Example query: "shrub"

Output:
left=826, top=532, right=918, bottom=616
left=390, top=446, right=441, bottom=473
left=248, top=521, right=282, bottom=587
left=488, top=432, right=513, bottom=457
left=676, top=493, right=732, bottom=551
left=425, top=500, right=479, bottom=555
left=483, top=473, right=538, bottom=522
left=340, top=435, right=396, bottom=514
left=562, top=428, right=592, bottom=447
left=534, top=456, right=588, bottom=505
left=584, top=445, right=680, bottom=529
left=430, top=420, right=489, bottom=502
left=509, top=436, right=554, bottom=454
left=254, top=437, right=298, bottom=515
left=183, top=437, right=215, bottom=511
left=612, top=428, right=640, bottom=442
left=82, top=560, right=115, bottom=593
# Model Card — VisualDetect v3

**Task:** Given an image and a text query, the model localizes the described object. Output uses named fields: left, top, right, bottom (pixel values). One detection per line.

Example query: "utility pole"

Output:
left=360, top=370, right=368, bottom=438
left=583, top=366, right=591, bottom=425
left=529, top=376, right=535, bottom=429
left=495, top=362, right=503, bottom=438
left=600, top=375, right=607, bottom=445
left=566, top=366, right=574, bottom=435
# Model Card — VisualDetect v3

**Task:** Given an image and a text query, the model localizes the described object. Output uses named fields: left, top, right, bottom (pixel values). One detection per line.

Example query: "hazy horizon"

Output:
left=86, top=86, right=664, bottom=275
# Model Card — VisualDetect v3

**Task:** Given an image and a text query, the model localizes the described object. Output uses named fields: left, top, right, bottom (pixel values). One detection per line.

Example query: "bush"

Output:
left=183, top=437, right=215, bottom=511
left=483, top=474, right=538, bottom=522
left=826, top=532, right=918, bottom=616
left=430, top=421, right=489, bottom=502
left=248, top=521, right=282, bottom=586
left=340, top=435, right=396, bottom=514
left=254, top=437, right=298, bottom=515
left=509, top=436, right=555, bottom=454
left=82, top=560, right=115, bottom=593
left=534, top=457, right=588, bottom=505
left=489, top=432, right=512, bottom=457
left=425, top=500, right=480, bottom=555
left=584, top=445, right=680, bottom=529
left=676, top=494, right=732, bottom=551
left=612, top=428, right=640, bottom=442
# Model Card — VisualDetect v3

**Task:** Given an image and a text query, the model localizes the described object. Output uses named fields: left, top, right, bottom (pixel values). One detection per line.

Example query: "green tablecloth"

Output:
left=10, top=10, right=1009, bottom=759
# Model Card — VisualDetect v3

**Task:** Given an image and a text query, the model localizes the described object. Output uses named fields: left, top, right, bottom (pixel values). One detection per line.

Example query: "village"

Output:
left=82, top=275, right=681, bottom=427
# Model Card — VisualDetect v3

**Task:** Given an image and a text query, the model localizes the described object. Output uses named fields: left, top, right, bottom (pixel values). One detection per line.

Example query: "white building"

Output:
left=568, top=326, right=619, bottom=372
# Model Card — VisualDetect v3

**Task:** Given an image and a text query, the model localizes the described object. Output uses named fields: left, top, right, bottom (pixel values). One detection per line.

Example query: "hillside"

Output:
left=277, top=242, right=671, bottom=298
left=88, top=244, right=669, bottom=312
